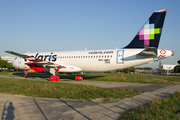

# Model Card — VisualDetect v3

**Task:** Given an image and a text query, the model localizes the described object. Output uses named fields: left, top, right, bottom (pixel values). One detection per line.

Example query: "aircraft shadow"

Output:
left=12, top=72, right=105, bottom=80
left=82, top=75, right=104, bottom=80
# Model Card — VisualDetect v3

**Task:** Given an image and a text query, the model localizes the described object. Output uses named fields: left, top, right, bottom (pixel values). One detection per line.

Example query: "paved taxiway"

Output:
left=0, top=75, right=180, bottom=120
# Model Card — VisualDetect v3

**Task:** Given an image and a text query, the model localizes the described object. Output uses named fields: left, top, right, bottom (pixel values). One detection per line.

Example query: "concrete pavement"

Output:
left=0, top=85, right=179, bottom=120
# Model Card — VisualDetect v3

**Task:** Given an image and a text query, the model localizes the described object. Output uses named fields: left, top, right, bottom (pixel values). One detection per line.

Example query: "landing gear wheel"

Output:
left=23, top=74, right=28, bottom=78
left=75, top=75, right=83, bottom=81
left=23, top=70, right=28, bottom=78
left=50, top=75, right=59, bottom=82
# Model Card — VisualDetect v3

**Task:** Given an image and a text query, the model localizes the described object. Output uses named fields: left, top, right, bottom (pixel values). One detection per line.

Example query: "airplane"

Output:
left=5, top=8, right=174, bottom=81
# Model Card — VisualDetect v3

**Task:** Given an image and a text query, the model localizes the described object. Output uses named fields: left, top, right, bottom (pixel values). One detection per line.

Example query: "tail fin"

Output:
left=124, top=8, right=167, bottom=49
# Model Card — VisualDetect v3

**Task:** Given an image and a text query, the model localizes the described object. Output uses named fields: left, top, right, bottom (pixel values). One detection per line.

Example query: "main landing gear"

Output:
left=24, top=68, right=83, bottom=81
left=75, top=75, right=83, bottom=81
left=50, top=75, right=59, bottom=82
left=49, top=68, right=59, bottom=82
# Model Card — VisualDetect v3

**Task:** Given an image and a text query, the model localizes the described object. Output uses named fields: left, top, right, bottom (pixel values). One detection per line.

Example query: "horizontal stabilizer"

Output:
left=137, top=47, right=157, bottom=56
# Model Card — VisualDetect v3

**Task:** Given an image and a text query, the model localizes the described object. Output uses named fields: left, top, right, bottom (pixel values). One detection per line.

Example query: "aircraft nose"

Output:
left=171, top=51, right=174, bottom=57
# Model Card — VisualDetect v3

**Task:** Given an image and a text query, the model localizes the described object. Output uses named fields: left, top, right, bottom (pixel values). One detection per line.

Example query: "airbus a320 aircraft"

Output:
left=6, top=8, right=174, bottom=81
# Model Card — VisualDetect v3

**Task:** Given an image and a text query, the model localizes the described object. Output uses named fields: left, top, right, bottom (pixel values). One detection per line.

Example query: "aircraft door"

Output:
left=116, top=50, right=124, bottom=64
left=18, top=57, right=21, bottom=63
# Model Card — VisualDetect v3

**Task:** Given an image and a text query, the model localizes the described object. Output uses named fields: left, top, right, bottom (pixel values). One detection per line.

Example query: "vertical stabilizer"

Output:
left=124, top=9, right=167, bottom=48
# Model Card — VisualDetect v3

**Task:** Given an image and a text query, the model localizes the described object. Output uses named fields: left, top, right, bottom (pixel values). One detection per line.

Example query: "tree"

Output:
left=123, top=68, right=129, bottom=73
left=174, top=60, right=180, bottom=73
left=123, top=67, right=134, bottom=73
left=178, top=60, right=180, bottom=64
left=0, top=60, right=13, bottom=68
left=174, top=66, right=180, bottom=73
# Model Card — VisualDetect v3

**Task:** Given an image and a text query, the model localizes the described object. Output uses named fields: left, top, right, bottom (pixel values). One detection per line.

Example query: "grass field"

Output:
left=82, top=73, right=180, bottom=84
left=0, top=77, right=143, bottom=102
left=0, top=71, right=180, bottom=119
left=5, top=71, right=180, bottom=85
left=120, top=91, right=180, bottom=120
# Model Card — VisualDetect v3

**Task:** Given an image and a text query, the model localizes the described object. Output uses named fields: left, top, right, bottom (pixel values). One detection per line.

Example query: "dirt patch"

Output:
left=92, top=97, right=119, bottom=103
left=14, top=94, right=27, bottom=97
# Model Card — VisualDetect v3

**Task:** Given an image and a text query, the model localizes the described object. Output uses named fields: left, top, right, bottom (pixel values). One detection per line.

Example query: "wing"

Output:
left=5, top=51, right=66, bottom=68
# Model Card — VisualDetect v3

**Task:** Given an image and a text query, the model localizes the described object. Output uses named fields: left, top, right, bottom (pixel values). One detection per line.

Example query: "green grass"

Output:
left=120, top=91, right=180, bottom=120
left=0, top=70, right=14, bottom=75
left=0, top=78, right=142, bottom=102
left=1, top=71, right=180, bottom=85
left=81, top=73, right=180, bottom=85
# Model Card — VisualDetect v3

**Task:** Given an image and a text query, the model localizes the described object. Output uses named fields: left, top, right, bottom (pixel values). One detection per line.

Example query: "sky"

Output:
left=0, top=0, right=180, bottom=68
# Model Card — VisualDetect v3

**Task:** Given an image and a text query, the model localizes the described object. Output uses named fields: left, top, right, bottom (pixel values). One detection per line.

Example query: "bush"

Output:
left=174, top=66, right=180, bottom=73
left=0, top=60, right=12, bottom=68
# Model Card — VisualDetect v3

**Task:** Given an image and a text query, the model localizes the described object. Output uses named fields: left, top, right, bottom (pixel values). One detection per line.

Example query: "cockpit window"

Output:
left=14, top=57, right=17, bottom=60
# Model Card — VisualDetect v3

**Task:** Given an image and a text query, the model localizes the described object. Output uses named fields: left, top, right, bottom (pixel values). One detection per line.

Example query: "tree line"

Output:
left=0, top=60, right=13, bottom=68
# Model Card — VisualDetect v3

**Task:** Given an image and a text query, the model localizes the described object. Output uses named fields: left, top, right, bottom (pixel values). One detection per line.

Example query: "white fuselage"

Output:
left=12, top=48, right=173, bottom=72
